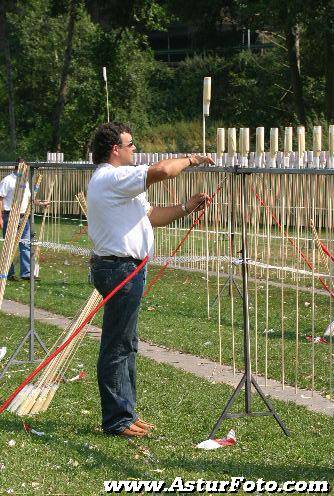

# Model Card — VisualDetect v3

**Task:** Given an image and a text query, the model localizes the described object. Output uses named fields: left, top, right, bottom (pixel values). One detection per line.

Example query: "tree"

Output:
left=0, top=0, right=17, bottom=153
left=303, top=0, right=334, bottom=122
left=51, top=0, right=79, bottom=151
left=232, top=0, right=307, bottom=123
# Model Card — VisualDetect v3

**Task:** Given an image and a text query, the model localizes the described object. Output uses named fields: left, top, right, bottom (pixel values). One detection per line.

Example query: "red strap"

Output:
left=320, top=241, right=334, bottom=263
left=0, top=256, right=148, bottom=414
left=144, top=185, right=222, bottom=296
left=254, top=191, right=334, bottom=299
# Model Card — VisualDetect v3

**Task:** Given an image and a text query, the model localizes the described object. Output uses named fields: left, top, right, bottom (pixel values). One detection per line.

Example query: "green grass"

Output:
left=1, top=216, right=333, bottom=396
left=0, top=313, right=333, bottom=495
left=2, top=237, right=334, bottom=397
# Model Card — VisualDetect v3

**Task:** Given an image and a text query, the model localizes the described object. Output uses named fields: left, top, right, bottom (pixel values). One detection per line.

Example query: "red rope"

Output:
left=0, top=256, right=148, bottom=414
left=1, top=177, right=226, bottom=414
left=143, top=184, right=223, bottom=297
left=319, top=240, right=334, bottom=263
left=254, top=191, right=334, bottom=299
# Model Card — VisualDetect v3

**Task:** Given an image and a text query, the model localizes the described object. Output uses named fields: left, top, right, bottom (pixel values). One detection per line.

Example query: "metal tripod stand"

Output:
left=0, top=166, right=48, bottom=380
left=211, top=173, right=242, bottom=306
left=209, top=170, right=290, bottom=439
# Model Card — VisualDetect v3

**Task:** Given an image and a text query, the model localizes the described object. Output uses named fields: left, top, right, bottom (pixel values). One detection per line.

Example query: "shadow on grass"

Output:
left=0, top=415, right=147, bottom=478
left=162, top=456, right=334, bottom=482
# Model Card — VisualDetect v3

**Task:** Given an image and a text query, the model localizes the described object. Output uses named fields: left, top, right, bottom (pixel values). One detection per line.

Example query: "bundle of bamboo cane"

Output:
left=75, top=191, right=87, bottom=217
left=0, top=161, right=30, bottom=309
left=10, top=173, right=43, bottom=268
left=6, top=188, right=98, bottom=416
left=7, top=289, right=102, bottom=416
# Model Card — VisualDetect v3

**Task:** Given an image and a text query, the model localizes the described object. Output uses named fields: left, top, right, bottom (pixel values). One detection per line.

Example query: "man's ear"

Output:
left=108, top=145, right=118, bottom=160
left=113, top=144, right=120, bottom=154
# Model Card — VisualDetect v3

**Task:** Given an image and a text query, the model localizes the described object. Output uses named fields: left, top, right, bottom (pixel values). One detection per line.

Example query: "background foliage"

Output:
left=0, top=0, right=333, bottom=160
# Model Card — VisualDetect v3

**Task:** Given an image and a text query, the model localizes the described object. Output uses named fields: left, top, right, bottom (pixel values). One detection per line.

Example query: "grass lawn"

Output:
left=2, top=238, right=334, bottom=397
left=0, top=313, right=333, bottom=495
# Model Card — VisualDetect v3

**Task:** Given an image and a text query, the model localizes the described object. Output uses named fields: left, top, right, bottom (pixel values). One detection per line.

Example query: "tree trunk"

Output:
left=51, top=0, right=78, bottom=152
left=325, top=30, right=334, bottom=121
left=285, top=24, right=306, bottom=124
left=0, top=3, right=17, bottom=153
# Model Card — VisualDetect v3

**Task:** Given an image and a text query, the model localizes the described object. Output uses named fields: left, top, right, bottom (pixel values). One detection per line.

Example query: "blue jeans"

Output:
left=90, top=256, right=146, bottom=434
left=3, top=212, right=30, bottom=278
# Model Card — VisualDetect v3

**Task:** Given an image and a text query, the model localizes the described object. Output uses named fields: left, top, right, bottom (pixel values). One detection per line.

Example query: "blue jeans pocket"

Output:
left=91, top=261, right=145, bottom=299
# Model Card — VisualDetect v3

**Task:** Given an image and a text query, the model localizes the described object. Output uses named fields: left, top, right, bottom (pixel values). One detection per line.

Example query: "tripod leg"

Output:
left=232, top=278, right=243, bottom=298
left=251, top=376, right=290, bottom=436
left=211, top=276, right=230, bottom=307
left=0, top=329, right=49, bottom=381
left=33, top=331, right=49, bottom=354
left=209, top=374, right=246, bottom=439
left=0, top=330, right=31, bottom=380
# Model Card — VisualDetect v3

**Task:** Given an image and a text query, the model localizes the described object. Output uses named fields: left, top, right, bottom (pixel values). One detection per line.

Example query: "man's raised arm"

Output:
left=146, top=154, right=214, bottom=187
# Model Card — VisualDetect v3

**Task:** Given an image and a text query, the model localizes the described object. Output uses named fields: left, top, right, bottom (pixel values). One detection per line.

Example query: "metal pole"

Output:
left=209, top=170, right=290, bottom=438
left=0, top=165, right=48, bottom=380
left=240, top=172, right=252, bottom=413
left=202, top=113, right=206, bottom=154
left=28, top=167, right=35, bottom=361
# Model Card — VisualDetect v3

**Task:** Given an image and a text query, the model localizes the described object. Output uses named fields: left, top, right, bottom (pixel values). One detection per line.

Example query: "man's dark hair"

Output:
left=14, top=157, right=23, bottom=170
left=92, top=122, right=132, bottom=165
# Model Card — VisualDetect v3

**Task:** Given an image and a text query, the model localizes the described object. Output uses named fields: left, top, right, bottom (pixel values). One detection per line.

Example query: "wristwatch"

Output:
left=181, top=203, right=189, bottom=215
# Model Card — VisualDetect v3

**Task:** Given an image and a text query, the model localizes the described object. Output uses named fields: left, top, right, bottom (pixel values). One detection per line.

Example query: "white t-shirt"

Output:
left=0, top=172, right=30, bottom=213
left=87, top=163, right=154, bottom=260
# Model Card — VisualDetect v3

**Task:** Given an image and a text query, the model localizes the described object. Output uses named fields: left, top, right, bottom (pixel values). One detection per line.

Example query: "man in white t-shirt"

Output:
left=0, top=161, right=48, bottom=281
left=88, top=122, right=213, bottom=438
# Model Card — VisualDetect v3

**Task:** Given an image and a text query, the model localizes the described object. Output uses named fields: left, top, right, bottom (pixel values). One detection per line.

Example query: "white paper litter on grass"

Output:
left=197, top=429, right=236, bottom=450
left=0, top=347, right=7, bottom=361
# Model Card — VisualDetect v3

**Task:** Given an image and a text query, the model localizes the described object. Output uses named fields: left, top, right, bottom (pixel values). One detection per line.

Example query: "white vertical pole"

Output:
left=270, top=128, right=278, bottom=167
left=240, top=128, right=249, bottom=167
left=203, top=76, right=211, bottom=154
left=227, top=127, right=237, bottom=166
left=102, top=66, right=110, bottom=123
left=329, top=125, right=334, bottom=168
left=255, top=127, right=265, bottom=167
left=297, top=126, right=305, bottom=169
left=217, top=128, right=225, bottom=166
left=313, top=125, right=322, bottom=168
left=284, top=127, right=293, bottom=167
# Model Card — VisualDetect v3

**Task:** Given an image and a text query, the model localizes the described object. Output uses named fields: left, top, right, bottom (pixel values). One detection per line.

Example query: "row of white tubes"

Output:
left=213, top=125, right=334, bottom=168
left=46, top=125, right=334, bottom=168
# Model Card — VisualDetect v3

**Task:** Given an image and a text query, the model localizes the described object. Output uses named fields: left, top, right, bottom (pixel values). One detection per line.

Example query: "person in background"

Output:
left=0, top=159, right=49, bottom=281
left=88, top=121, right=214, bottom=437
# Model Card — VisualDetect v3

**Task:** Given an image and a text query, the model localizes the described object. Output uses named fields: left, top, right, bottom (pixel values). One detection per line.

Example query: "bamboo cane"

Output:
left=0, top=161, right=29, bottom=309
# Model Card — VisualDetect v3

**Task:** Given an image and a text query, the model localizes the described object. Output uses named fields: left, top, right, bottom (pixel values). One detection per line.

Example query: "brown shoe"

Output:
left=8, top=275, right=20, bottom=282
left=118, top=423, right=148, bottom=438
left=135, top=419, right=155, bottom=431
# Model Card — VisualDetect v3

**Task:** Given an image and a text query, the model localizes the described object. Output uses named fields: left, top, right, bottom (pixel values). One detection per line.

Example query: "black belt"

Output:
left=3, top=211, right=25, bottom=217
left=90, top=254, right=142, bottom=264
